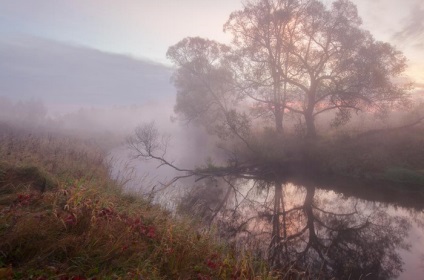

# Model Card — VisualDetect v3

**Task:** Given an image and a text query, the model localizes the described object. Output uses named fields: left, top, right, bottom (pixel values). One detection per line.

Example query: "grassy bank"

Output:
left=307, top=127, right=424, bottom=184
left=0, top=126, right=273, bottom=279
left=234, top=124, right=424, bottom=187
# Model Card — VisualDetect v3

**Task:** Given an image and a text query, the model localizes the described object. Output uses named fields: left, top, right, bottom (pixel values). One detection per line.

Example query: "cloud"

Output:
left=0, top=35, right=175, bottom=111
left=393, top=4, right=424, bottom=48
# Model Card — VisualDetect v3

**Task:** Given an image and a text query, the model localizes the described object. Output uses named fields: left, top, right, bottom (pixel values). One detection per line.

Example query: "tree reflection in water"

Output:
left=187, top=179, right=411, bottom=279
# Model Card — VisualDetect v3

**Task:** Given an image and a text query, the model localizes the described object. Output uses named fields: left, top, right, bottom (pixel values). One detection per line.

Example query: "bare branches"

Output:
left=126, top=122, right=278, bottom=188
left=127, top=122, right=191, bottom=173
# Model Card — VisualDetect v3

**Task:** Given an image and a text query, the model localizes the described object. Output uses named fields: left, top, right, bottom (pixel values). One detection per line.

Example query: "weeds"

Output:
left=306, top=127, right=424, bottom=183
left=0, top=127, right=275, bottom=279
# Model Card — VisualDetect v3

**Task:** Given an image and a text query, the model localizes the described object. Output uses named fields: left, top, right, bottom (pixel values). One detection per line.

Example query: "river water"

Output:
left=214, top=179, right=424, bottom=279
left=110, top=148, right=424, bottom=279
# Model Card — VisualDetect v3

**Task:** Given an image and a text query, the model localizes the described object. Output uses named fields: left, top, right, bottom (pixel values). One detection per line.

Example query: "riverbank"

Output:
left=241, top=125, right=424, bottom=186
left=0, top=127, right=274, bottom=279
left=305, top=126, right=424, bottom=184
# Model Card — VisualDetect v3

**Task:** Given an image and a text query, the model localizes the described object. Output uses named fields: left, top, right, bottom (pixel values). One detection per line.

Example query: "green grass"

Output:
left=0, top=127, right=276, bottom=279
left=382, top=167, right=424, bottom=185
left=303, top=127, right=424, bottom=182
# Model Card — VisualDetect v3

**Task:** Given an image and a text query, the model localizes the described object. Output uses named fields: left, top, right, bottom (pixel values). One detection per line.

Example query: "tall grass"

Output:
left=0, top=126, right=276, bottom=279
left=305, top=126, right=424, bottom=182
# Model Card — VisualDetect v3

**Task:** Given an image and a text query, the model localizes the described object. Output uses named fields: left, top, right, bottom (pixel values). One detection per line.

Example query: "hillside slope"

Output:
left=0, top=126, right=273, bottom=279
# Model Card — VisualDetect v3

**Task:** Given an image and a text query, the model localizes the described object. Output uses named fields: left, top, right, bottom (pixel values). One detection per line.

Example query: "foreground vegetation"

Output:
left=0, top=124, right=276, bottom=279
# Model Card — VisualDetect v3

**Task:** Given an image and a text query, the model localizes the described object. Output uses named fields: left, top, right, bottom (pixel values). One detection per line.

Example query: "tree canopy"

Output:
left=167, top=0, right=410, bottom=141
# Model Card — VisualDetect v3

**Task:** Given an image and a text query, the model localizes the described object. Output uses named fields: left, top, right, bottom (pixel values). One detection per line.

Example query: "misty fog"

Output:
left=1, top=1, right=424, bottom=279
left=0, top=35, right=225, bottom=196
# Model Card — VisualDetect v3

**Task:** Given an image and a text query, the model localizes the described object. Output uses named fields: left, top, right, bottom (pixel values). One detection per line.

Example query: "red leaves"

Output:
left=70, top=276, right=87, bottom=280
left=98, top=207, right=115, bottom=220
left=206, top=259, right=219, bottom=270
left=64, top=213, right=77, bottom=226
left=197, top=273, right=211, bottom=280
left=127, top=217, right=157, bottom=239
left=145, top=225, right=156, bottom=238
left=15, top=193, right=33, bottom=206
left=138, top=223, right=156, bottom=239
left=59, top=276, right=93, bottom=280
left=205, top=253, right=222, bottom=270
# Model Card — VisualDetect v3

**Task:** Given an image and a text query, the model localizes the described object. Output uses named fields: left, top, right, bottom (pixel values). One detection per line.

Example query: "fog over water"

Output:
left=0, top=35, right=224, bottom=195
left=0, top=36, right=231, bottom=200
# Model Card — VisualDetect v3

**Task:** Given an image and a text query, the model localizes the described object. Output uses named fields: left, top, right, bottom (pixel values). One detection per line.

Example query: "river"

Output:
left=109, top=147, right=424, bottom=279
left=213, top=178, right=424, bottom=279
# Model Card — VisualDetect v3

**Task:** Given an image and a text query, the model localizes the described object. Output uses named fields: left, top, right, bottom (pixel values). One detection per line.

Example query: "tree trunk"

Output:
left=273, top=69, right=284, bottom=136
left=274, top=106, right=284, bottom=136
left=269, top=181, right=282, bottom=267
left=304, top=110, right=317, bottom=139
left=304, top=186, right=316, bottom=233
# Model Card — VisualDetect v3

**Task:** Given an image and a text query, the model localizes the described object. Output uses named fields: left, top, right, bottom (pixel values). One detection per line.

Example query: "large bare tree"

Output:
left=168, top=0, right=410, bottom=140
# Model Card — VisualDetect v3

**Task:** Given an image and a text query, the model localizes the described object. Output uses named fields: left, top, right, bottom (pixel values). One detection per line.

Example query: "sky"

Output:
left=0, top=0, right=423, bottom=110
left=0, top=0, right=241, bottom=63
